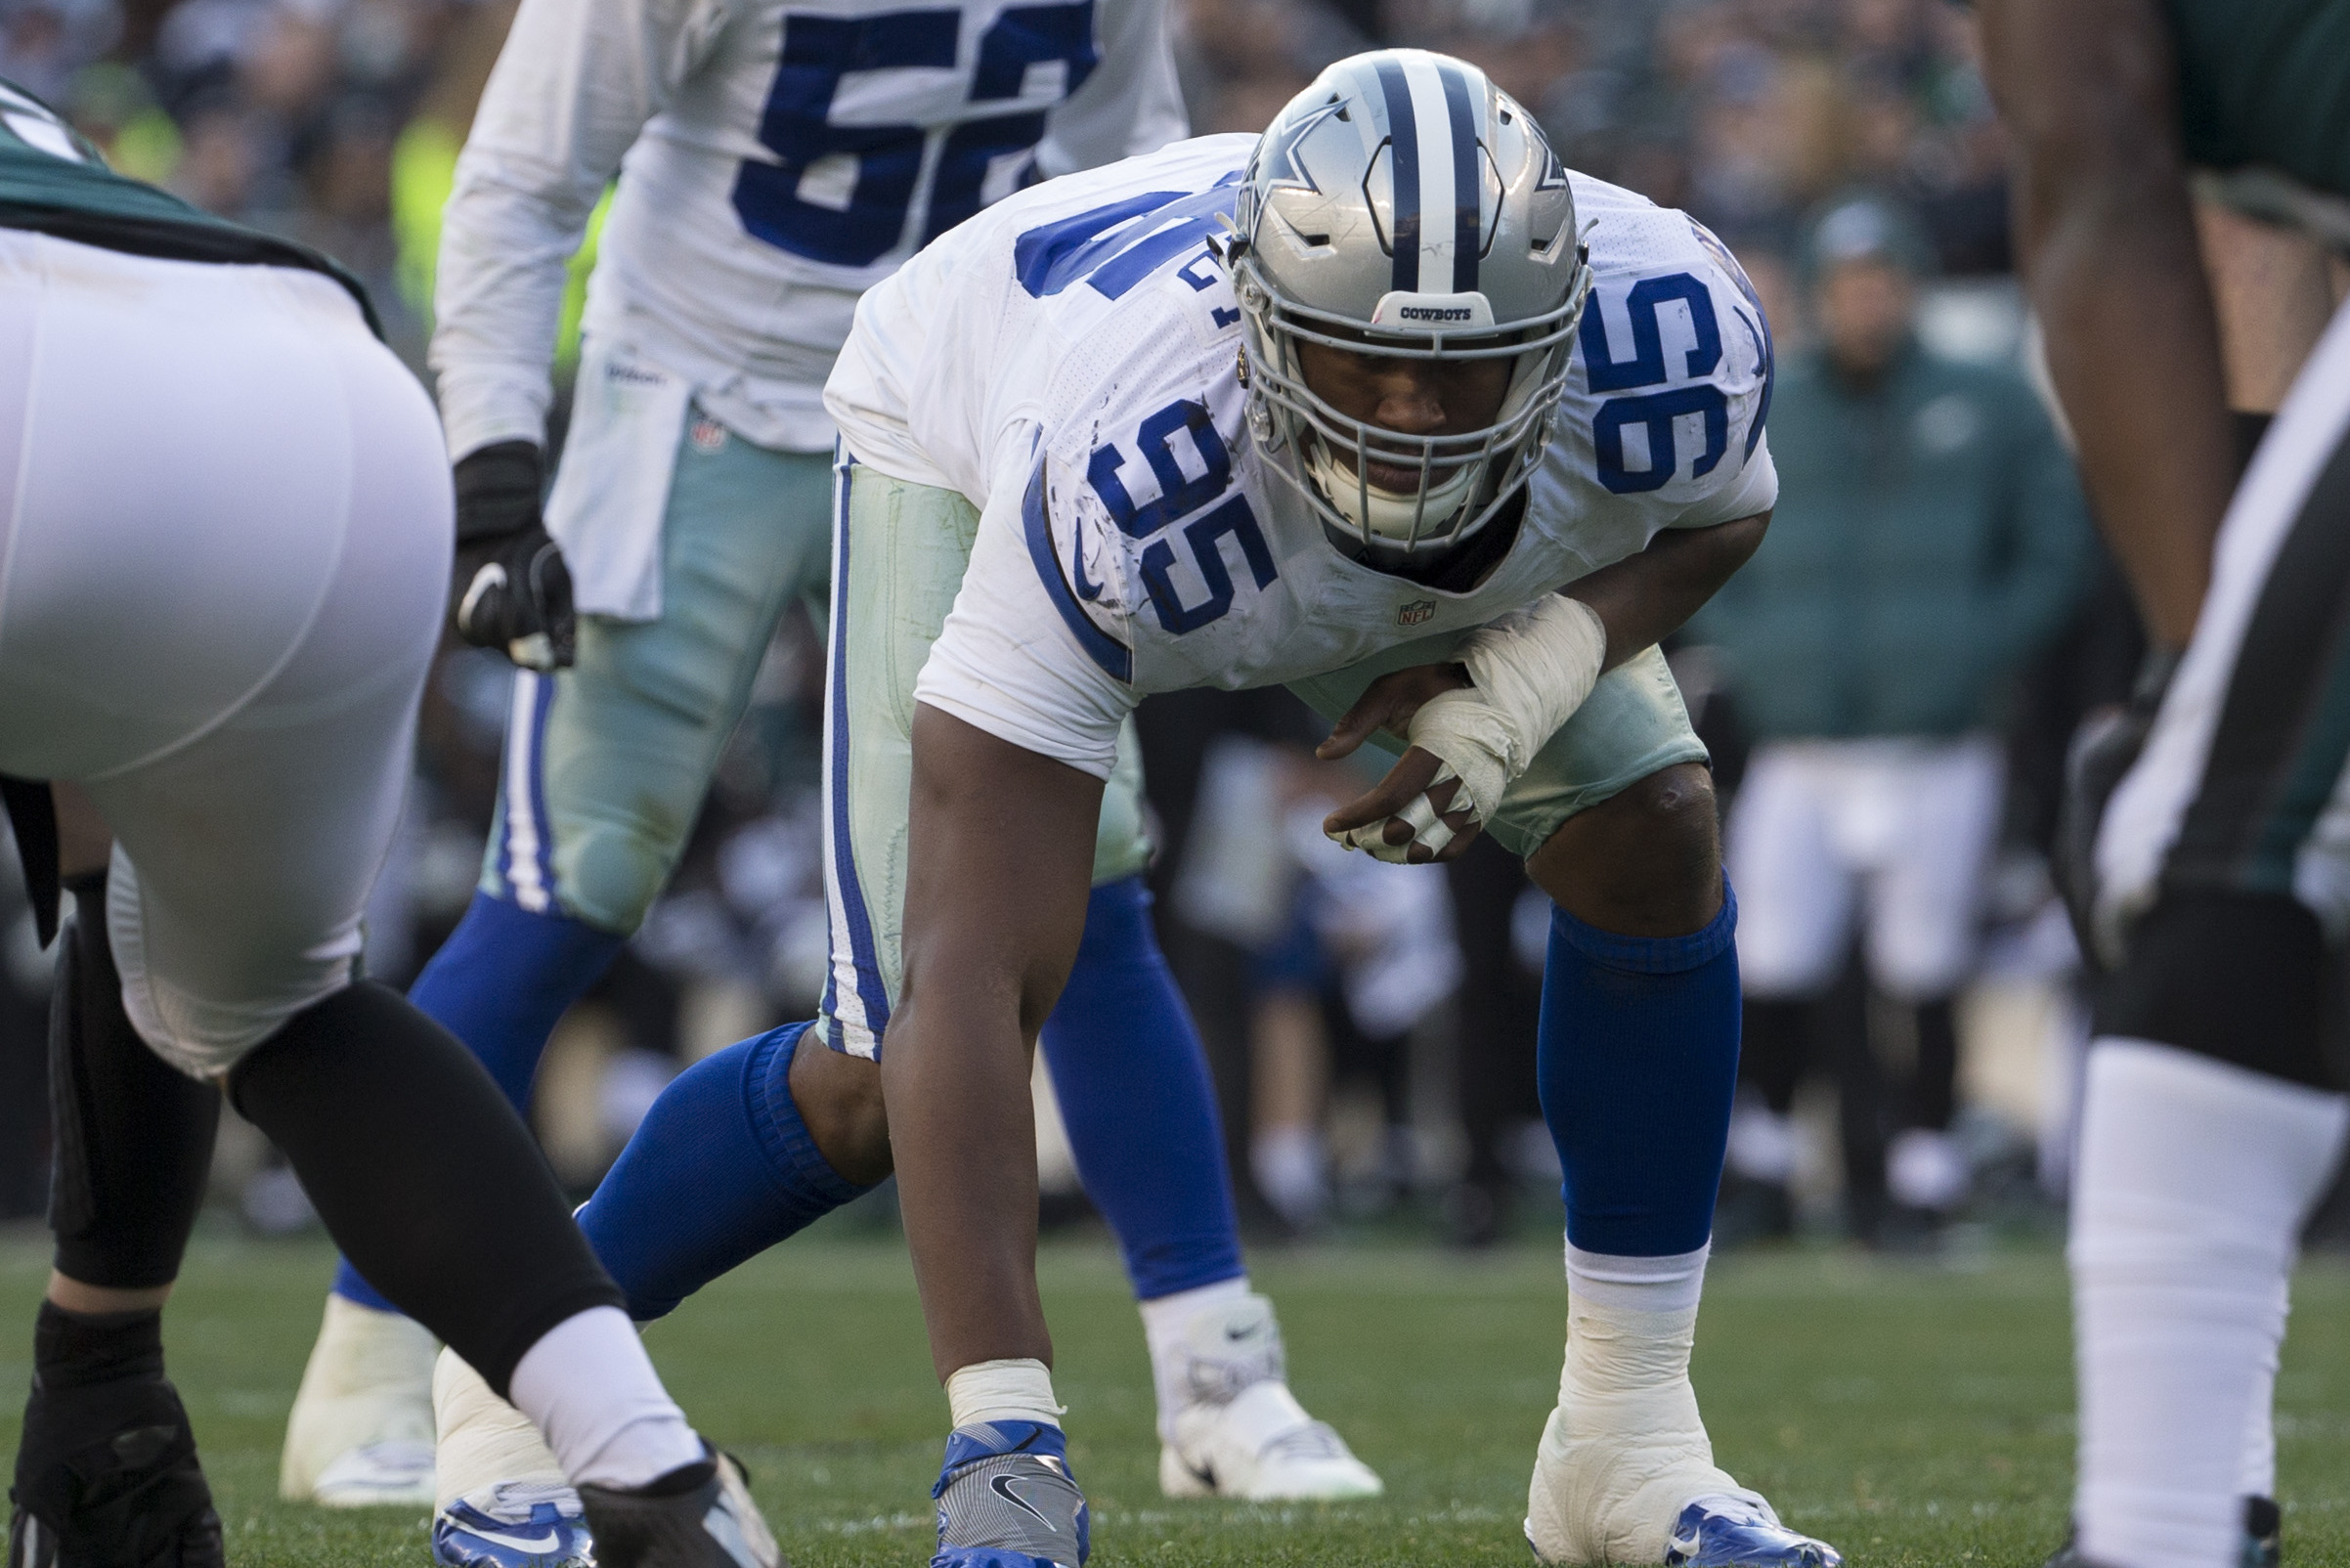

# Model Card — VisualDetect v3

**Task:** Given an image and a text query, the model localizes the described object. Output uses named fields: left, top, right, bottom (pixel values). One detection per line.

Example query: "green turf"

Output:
left=8, top=1230, right=2350, bottom=1565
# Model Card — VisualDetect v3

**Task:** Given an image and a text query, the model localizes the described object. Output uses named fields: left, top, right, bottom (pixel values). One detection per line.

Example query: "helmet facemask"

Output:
left=1231, top=249, right=1589, bottom=558
left=1225, top=51, right=1594, bottom=562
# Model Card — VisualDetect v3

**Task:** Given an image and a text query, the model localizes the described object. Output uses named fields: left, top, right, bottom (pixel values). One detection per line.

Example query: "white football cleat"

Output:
left=1155, top=1291, right=1381, bottom=1502
left=279, top=1293, right=439, bottom=1506
left=1524, top=1293, right=1838, bottom=1566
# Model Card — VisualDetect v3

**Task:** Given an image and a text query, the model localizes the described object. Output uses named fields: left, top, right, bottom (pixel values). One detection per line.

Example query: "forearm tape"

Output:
left=49, top=872, right=220, bottom=1291
left=227, top=980, right=622, bottom=1397
left=1407, top=594, right=1609, bottom=824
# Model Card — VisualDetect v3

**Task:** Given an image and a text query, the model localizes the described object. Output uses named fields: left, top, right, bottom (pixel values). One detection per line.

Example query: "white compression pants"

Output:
left=0, top=232, right=451, bottom=1079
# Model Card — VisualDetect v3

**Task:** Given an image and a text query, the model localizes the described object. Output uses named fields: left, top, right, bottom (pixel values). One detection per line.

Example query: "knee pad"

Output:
left=2096, top=890, right=2337, bottom=1090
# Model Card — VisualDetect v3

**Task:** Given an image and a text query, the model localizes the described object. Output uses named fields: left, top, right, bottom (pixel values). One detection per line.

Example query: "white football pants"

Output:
left=1726, top=734, right=2005, bottom=1002
left=0, top=231, right=451, bottom=1079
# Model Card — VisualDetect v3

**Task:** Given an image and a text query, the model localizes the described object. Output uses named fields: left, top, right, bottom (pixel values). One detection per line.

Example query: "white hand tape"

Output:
left=1454, top=594, right=1608, bottom=777
left=1333, top=763, right=1461, bottom=862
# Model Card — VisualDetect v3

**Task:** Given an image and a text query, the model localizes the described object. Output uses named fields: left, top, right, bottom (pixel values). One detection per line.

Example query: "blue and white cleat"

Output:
left=432, top=1482, right=594, bottom=1568
left=1659, top=1496, right=1843, bottom=1567
left=931, top=1421, right=1089, bottom=1568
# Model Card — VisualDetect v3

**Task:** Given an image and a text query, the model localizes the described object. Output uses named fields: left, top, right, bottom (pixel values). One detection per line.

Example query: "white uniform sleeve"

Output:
left=1664, top=428, right=1776, bottom=528
left=428, top=0, right=732, bottom=460
left=1030, top=0, right=1186, bottom=177
left=914, top=446, right=1136, bottom=777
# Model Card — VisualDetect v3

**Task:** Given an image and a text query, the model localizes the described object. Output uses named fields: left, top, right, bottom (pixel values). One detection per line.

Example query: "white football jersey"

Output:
left=827, top=136, right=1779, bottom=777
left=431, top=0, right=1184, bottom=459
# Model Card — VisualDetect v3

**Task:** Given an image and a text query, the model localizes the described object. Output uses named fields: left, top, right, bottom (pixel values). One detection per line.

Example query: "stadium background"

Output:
left=3, top=1, right=2350, bottom=1563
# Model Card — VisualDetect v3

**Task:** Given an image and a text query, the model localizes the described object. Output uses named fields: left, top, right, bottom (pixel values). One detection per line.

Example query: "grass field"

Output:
left=8, top=1230, right=2350, bottom=1566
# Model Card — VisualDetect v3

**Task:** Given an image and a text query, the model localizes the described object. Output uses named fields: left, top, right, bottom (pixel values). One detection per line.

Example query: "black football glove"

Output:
left=2055, top=646, right=2183, bottom=975
left=452, top=440, right=575, bottom=671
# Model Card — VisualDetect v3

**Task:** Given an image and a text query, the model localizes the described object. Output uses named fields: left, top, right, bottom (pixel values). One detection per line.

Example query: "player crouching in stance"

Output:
left=544, top=51, right=1834, bottom=1567
left=0, top=81, right=773, bottom=1568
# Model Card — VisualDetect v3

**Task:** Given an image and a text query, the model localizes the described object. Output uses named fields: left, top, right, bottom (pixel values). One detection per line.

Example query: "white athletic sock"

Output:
left=1529, top=1243, right=1756, bottom=1565
left=1564, top=1242, right=1711, bottom=1314
left=1139, top=1276, right=1256, bottom=1442
left=2071, top=1040, right=2347, bottom=1568
left=945, top=1358, right=1064, bottom=1430
left=505, top=1307, right=706, bottom=1492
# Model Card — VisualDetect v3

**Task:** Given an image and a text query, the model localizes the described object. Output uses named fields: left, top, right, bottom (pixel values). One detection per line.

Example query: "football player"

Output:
left=278, top=0, right=1380, bottom=1545
left=1980, top=2, right=2350, bottom=1566
left=544, top=49, right=1845, bottom=1568
left=0, top=79, right=772, bottom=1568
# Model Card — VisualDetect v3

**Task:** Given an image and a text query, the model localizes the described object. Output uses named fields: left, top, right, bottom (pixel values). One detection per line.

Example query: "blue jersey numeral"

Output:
left=1084, top=397, right=1276, bottom=634
left=1012, top=178, right=1240, bottom=299
left=1579, top=270, right=1738, bottom=495
left=733, top=3, right=1098, bottom=268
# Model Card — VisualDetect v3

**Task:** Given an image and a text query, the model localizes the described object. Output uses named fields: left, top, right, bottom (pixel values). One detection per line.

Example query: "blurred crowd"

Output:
left=0, top=0, right=2209, bottom=1249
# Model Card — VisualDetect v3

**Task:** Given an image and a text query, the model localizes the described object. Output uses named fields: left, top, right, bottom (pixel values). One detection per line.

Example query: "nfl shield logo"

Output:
left=1398, top=599, right=1436, bottom=627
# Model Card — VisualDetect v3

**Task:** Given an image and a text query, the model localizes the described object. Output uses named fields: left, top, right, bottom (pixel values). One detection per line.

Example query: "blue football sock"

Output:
left=578, top=1021, right=872, bottom=1320
left=329, top=889, right=626, bottom=1313
left=1041, top=878, right=1244, bottom=1301
left=1537, top=883, right=1741, bottom=1257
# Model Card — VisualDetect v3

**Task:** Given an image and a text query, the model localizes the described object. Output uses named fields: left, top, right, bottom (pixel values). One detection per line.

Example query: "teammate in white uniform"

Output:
left=569, top=51, right=1844, bottom=1567
left=280, top=0, right=1379, bottom=1546
left=0, top=79, right=773, bottom=1568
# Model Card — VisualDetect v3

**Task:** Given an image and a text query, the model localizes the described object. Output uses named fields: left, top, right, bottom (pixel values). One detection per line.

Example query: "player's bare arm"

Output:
left=1320, top=508, right=1768, bottom=864
left=1980, top=0, right=2233, bottom=648
left=889, top=705, right=1106, bottom=1379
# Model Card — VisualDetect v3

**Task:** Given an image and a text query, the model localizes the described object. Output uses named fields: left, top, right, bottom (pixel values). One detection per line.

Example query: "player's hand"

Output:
left=450, top=441, right=575, bottom=672
left=1323, top=746, right=1480, bottom=864
left=2055, top=647, right=2181, bottom=971
left=1319, top=664, right=1481, bottom=863
left=1315, top=662, right=1471, bottom=761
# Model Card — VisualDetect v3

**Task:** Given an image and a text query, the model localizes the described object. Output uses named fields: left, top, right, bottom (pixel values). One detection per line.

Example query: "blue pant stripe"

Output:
left=499, top=671, right=558, bottom=914
left=825, top=450, right=891, bottom=1045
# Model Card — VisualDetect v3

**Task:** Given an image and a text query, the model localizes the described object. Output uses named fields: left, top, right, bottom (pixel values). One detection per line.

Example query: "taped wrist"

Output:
left=453, top=440, right=544, bottom=544
left=50, top=872, right=220, bottom=1291
left=1402, top=595, right=1608, bottom=825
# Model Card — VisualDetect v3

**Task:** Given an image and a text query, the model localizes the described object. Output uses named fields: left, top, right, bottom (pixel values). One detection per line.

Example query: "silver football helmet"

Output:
left=1229, top=50, right=1591, bottom=557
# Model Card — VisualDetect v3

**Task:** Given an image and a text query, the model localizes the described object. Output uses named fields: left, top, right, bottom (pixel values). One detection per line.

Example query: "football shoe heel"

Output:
left=577, top=1452, right=779, bottom=1568
left=279, top=1293, right=438, bottom=1505
left=1155, top=1291, right=1382, bottom=1502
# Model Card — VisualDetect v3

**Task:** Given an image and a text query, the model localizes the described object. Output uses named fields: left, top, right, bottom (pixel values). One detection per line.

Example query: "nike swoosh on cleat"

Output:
left=454, top=1526, right=565, bottom=1554
left=1667, top=1531, right=1704, bottom=1560
left=988, top=1475, right=1058, bottom=1531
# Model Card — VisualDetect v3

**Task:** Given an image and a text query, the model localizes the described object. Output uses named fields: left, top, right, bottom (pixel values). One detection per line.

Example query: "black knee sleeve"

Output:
left=49, top=872, right=220, bottom=1292
left=2095, top=890, right=2338, bottom=1090
left=224, top=980, right=623, bottom=1396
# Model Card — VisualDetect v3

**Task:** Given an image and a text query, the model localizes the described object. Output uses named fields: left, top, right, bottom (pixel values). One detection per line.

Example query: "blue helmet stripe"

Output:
left=1437, top=62, right=1481, bottom=293
left=1373, top=58, right=1419, bottom=292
